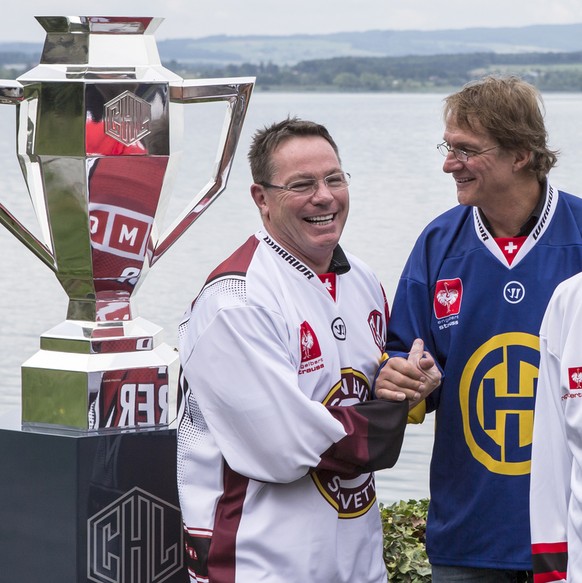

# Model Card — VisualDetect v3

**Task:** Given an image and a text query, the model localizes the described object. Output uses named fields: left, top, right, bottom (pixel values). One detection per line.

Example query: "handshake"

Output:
left=374, top=338, right=442, bottom=409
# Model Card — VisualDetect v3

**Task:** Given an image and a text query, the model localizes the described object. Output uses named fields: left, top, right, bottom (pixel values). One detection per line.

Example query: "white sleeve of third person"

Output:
left=530, top=298, right=571, bottom=582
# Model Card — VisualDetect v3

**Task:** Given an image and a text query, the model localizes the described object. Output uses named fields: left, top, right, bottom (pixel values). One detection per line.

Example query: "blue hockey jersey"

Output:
left=386, top=184, right=582, bottom=570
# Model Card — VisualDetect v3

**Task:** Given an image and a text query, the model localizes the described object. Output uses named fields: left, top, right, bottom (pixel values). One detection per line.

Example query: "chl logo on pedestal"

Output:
left=87, top=487, right=184, bottom=583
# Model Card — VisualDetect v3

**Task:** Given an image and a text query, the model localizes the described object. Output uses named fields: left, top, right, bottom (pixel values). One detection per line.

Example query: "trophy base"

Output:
left=21, top=317, right=179, bottom=432
left=0, top=409, right=188, bottom=583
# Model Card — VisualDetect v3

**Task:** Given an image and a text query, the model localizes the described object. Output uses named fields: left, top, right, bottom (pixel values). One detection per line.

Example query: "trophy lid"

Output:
left=35, top=16, right=163, bottom=35
left=21, top=16, right=174, bottom=77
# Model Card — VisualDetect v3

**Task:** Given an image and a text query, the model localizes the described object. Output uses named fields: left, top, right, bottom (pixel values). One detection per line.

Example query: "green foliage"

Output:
left=178, top=51, right=582, bottom=92
left=5, top=48, right=582, bottom=91
left=380, top=498, right=431, bottom=583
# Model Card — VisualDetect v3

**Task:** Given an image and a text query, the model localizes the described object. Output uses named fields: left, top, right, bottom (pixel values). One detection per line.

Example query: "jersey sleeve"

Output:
left=530, top=308, right=571, bottom=583
left=180, top=301, right=407, bottom=484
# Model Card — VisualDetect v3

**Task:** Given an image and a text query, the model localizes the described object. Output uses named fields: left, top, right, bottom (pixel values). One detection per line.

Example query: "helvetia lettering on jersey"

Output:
left=312, top=369, right=377, bottom=517
left=323, top=369, right=371, bottom=407
left=262, top=234, right=315, bottom=279
left=312, top=470, right=377, bottom=518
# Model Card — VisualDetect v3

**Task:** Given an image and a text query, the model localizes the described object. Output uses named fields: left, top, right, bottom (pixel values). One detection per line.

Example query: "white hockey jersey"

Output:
left=530, top=271, right=582, bottom=583
left=176, top=230, right=408, bottom=583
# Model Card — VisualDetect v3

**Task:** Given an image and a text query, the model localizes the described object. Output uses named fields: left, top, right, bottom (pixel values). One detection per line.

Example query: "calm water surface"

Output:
left=1, top=91, right=581, bottom=503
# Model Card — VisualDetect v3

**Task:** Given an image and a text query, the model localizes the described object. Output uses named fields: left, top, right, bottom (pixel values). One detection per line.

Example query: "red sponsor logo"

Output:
left=299, top=321, right=325, bottom=375
left=568, top=367, right=582, bottom=390
left=300, top=321, right=322, bottom=363
left=434, top=278, right=463, bottom=319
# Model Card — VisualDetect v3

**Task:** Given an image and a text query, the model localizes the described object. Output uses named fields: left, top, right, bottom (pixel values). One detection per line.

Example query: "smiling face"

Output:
left=442, top=116, right=517, bottom=212
left=250, top=135, right=349, bottom=274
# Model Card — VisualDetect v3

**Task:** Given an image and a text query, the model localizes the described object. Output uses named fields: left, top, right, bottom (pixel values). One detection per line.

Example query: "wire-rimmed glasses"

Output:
left=259, top=171, right=351, bottom=195
left=437, top=141, right=499, bottom=162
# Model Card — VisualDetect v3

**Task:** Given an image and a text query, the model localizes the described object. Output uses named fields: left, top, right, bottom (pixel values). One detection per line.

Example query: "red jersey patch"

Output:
left=318, top=272, right=336, bottom=300
left=300, top=321, right=322, bottom=363
left=568, top=367, right=582, bottom=390
left=434, top=278, right=463, bottom=319
left=298, top=321, right=324, bottom=375
left=495, top=236, right=526, bottom=265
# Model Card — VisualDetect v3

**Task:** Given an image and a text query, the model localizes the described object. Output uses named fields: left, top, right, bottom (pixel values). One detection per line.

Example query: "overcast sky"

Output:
left=1, top=0, right=581, bottom=43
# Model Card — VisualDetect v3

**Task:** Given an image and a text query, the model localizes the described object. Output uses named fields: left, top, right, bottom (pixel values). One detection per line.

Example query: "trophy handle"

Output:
left=0, top=80, right=57, bottom=272
left=149, top=76, right=255, bottom=266
left=0, top=205, right=56, bottom=271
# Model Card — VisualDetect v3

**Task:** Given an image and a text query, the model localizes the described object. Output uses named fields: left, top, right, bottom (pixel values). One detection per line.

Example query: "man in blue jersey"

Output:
left=375, top=75, right=582, bottom=583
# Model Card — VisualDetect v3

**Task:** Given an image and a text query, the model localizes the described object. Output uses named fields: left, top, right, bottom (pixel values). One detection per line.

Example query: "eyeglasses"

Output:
left=259, top=171, right=351, bottom=195
left=437, top=141, right=500, bottom=162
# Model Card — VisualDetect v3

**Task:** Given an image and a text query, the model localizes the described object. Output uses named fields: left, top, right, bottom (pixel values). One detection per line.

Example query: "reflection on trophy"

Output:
left=0, top=16, right=254, bottom=431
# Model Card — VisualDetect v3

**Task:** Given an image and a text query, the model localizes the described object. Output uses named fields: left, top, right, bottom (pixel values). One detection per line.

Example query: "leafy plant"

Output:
left=380, top=498, right=431, bottom=583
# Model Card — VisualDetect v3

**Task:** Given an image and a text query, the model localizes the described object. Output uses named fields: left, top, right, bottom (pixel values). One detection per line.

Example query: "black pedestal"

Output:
left=0, top=411, right=188, bottom=583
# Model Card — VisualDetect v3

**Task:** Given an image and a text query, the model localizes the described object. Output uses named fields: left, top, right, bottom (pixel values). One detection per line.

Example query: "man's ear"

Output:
left=250, top=184, right=269, bottom=217
left=513, top=149, right=532, bottom=172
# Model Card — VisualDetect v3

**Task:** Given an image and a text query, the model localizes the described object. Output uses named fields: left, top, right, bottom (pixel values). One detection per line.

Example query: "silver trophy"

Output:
left=0, top=16, right=254, bottom=431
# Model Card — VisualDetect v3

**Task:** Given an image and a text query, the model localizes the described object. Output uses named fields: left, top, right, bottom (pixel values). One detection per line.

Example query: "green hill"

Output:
left=2, top=23, right=582, bottom=68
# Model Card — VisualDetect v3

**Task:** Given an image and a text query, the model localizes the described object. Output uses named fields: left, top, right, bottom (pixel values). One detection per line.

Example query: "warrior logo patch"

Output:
left=568, top=367, right=582, bottom=390
left=434, top=278, right=463, bottom=319
left=504, top=281, right=526, bottom=304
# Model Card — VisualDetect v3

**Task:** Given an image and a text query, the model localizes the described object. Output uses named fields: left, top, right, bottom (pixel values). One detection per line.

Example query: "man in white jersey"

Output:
left=176, top=117, right=441, bottom=583
left=530, top=272, right=582, bottom=582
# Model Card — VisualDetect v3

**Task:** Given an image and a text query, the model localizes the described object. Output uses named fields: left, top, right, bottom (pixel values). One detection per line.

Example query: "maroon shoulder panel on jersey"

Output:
left=206, top=235, right=260, bottom=283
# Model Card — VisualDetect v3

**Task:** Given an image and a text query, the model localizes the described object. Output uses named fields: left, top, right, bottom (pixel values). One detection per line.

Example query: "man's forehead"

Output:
left=445, top=114, right=490, bottom=140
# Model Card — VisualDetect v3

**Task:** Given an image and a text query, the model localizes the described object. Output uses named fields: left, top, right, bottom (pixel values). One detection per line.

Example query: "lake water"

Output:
left=1, top=90, right=582, bottom=504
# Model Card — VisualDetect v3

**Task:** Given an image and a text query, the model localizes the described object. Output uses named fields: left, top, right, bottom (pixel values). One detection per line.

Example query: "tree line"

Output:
left=170, top=51, right=582, bottom=92
left=2, top=50, right=582, bottom=92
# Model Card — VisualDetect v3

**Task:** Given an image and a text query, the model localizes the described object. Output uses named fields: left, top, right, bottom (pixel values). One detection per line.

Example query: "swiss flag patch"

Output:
left=495, top=236, right=526, bottom=265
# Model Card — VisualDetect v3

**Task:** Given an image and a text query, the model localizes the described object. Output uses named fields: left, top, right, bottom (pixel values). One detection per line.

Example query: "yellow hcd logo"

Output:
left=460, top=333, right=538, bottom=475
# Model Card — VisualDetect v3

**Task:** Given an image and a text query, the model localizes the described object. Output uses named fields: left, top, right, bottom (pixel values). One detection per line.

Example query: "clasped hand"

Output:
left=375, top=338, right=441, bottom=408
